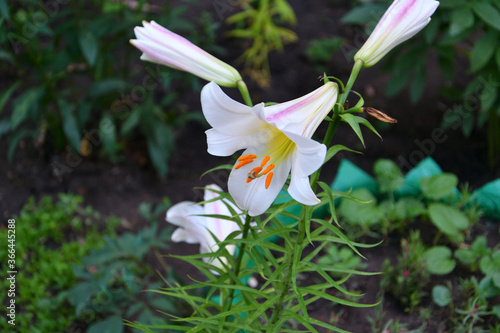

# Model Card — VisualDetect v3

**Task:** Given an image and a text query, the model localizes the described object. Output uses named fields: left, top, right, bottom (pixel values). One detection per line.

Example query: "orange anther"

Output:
left=265, top=172, right=273, bottom=189
left=235, top=159, right=254, bottom=169
left=261, top=155, right=271, bottom=167
left=238, top=154, right=257, bottom=161
left=251, top=167, right=263, bottom=174
left=246, top=177, right=253, bottom=183
left=262, top=164, right=275, bottom=175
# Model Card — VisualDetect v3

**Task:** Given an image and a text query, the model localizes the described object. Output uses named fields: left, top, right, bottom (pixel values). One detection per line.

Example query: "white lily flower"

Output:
left=166, top=184, right=243, bottom=271
left=201, top=81, right=338, bottom=216
left=354, top=0, right=439, bottom=67
left=131, top=21, right=242, bottom=87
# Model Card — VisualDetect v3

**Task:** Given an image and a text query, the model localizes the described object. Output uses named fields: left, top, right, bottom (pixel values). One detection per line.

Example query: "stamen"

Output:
left=261, top=155, right=271, bottom=167
left=238, top=154, right=257, bottom=161
left=262, top=164, right=275, bottom=175
left=265, top=172, right=273, bottom=189
left=235, top=159, right=254, bottom=169
left=246, top=177, right=253, bottom=183
left=251, top=167, right=263, bottom=174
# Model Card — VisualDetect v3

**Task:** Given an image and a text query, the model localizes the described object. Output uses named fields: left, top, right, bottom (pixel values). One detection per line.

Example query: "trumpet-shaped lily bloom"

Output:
left=354, top=0, right=439, bottom=67
left=166, top=184, right=243, bottom=271
left=202, top=81, right=338, bottom=216
left=131, top=21, right=242, bottom=87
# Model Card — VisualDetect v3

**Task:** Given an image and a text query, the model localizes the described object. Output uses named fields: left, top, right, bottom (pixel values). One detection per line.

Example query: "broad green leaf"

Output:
left=472, top=2, right=500, bottom=32
left=479, top=251, right=500, bottom=275
left=469, top=30, right=498, bottom=72
left=0, top=0, right=9, bottom=21
left=410, top=66, right=426, bottom=103
left=424, top=246, right=456, bottom=275
left=373, top=158, right=404, bottom=193
left=10, top=88, right=40, bottom=129
left=338, top=188, right=383, bottom=227
left=449, top=7, right=474, bottom=36
left=88, top=79, right=129, bottom=98
left=454, top=248, right=475, bottom=265
left=79, top=30, right=99, bottom=66
left=340, top=113, right=364, bottom=147
left=0, top=81, right=19, bottom=115
left=59, top=100, right=81, bottom=152
left=87, top=315, right=123, bottom=333
left=340, top=4, right=385, bottom=25
left=428, top=203, right=469, bottom=239
left=432, top=285, right=452, bottom=306
left=420, top=173, right=458, bottom=200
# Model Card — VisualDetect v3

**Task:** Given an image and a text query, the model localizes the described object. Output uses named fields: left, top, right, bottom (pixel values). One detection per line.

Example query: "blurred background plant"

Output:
left=0, top=0, right=220, bottom=178
left=225, top=0, right=297, bottom=87
left=341, top=0, right=500, bottom=167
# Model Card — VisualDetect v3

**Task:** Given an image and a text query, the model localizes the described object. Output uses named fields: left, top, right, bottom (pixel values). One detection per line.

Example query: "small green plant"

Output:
left=432, top=277, right=500, bottom=332
left=305, top=37, right=343, bottom=73
left=226, top=0, right=297, bottom=86
left=68, top=201, right=173, bottom=332
left=316, top=243, right=366, bottom=276
left=0, top=194, right=118, bottom=332
left=380, top=231, right=430, bottom=313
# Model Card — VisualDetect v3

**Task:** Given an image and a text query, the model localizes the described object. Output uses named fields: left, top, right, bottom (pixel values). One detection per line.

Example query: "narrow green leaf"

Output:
left=470, top=30, right=498, bottom=72
left=301, top=286, right=375, bottom=307
left=340, top=113, right=364, bottom=147
left=472, top=2, right=500, bottom=32
left=99, top=114, right=119, bottom=162
left=79, top=30, right=99, bottom=66
left=496, top=47, right=500, bottom=72
left=324, top=144, right=361, bottom=164
left=59, top=100, right=82, bottom=152
left=449, top=7, right=474, bottom=36
left=8, top=129, right=33, bottom=161
left=0, top=81, right=19, bottom=115
left=355, top=116, right=382, bottom=140
left=10, top=88, right=40, bottom=129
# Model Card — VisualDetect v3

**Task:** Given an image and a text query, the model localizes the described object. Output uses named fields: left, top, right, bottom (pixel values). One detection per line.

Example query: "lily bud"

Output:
left=354, top=0, right=439, bottom=67
left=131, top=21, right=242, bottom=87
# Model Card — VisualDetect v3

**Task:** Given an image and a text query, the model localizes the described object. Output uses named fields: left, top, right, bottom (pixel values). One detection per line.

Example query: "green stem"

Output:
left=339, top=59, right=363, bottom=107
left=237, top=80, right=253, bottom=107
left=267, top=207, right=309, bottom=332
left=309, top=59, right=364, bottom=189
left=220, top=213, right=252, bottom=330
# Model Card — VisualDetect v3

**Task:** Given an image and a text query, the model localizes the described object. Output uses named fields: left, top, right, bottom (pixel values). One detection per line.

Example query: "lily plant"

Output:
left=129, top=0, right=440, bottom=332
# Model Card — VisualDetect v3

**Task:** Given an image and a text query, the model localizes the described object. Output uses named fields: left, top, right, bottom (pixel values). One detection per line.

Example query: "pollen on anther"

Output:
left=265, top=172, right=273, bottom=189
left=251, top=167, right=263, bottom=174
left=235, top=159, right=254, bottom=169
left=238, top=154, right=257, bottom=161
left=262, top=164, right=275, bottom=175
left=261, top=155, right=271, bottom=167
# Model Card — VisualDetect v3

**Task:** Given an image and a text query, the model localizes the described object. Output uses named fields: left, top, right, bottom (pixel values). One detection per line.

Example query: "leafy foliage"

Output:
left=342, top=0, right=500, bottom=164
left=0, top=0, right=219, bottom=177
left=0, top=194, right=118, bottom=332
